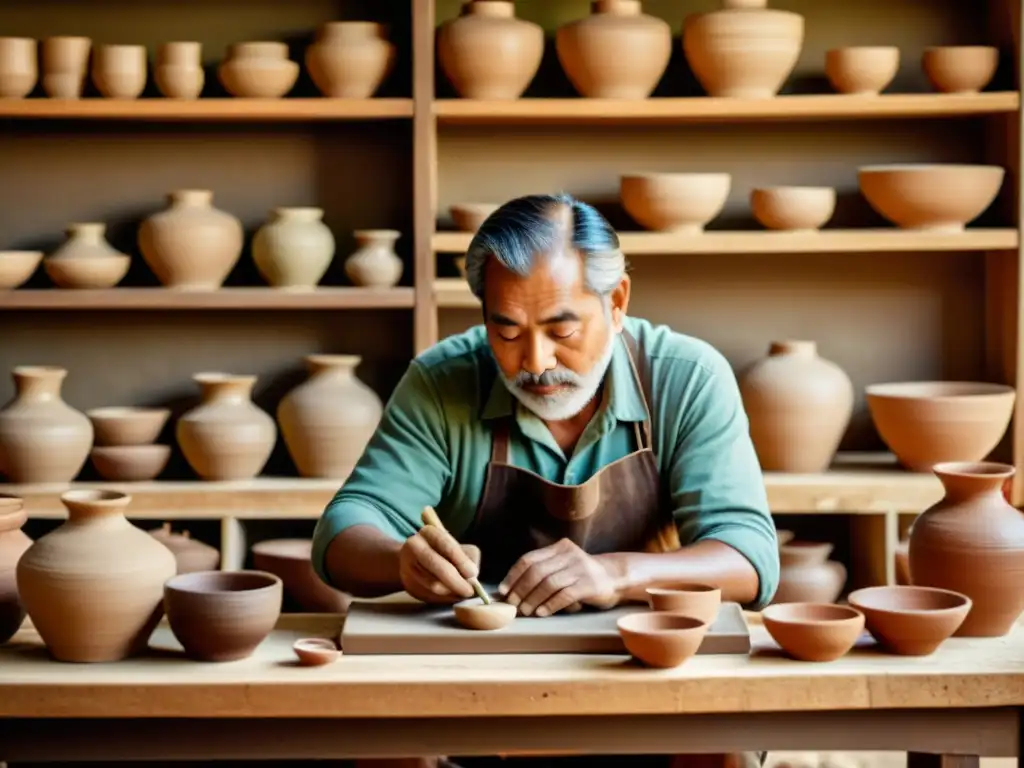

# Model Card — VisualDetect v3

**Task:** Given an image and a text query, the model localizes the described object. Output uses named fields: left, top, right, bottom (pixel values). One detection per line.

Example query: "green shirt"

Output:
left=312, top=316, right=780, bottom=609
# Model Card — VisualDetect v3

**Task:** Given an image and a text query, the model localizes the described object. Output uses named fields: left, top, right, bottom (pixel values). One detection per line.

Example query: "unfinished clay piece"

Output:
left=454, top=598, right=517, bottom=631
left=293, top=637, right=341, bottom=666
left=646, top=583, right=721, bottom=624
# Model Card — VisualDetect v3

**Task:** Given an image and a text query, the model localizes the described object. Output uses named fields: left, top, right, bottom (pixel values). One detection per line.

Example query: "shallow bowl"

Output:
left=620, top=173, right=731, bottom=233
left=87, top=406, right=171, bottom=446
left=90, top=444, right=171, bottom=482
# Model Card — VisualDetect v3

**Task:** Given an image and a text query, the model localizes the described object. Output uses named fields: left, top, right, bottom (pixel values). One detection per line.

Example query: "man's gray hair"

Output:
left=464, top=193, right=626, bottom=301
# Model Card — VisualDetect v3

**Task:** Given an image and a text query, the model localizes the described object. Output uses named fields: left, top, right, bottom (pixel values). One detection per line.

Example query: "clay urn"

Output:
left=252, top=207, right=336, bottom=289
left=0, top=37, right=38, bottom=99
left=177, top=373, right=277, bottom=481
left=0, top=496, right=32, bottom=644
left=16, top=490, right=177, bottom=662
left=0, top=251, right=43, bottom=289
left=825, top=47, right=899, bottom=95
left=344, top=229, right=403, bottom=287
left=149, top=523, right=221, bottom=574
left=437, top=1, right=544, bottom=100
left=908, top=461, right=1024, bottom=637
left=922, top=46, right=998, bottom=94
left=306, top=21, right=395, bottom=99
left=773, top=541, right=846, bottom=605
left=155, top=42, right=204, bottom=99
left=750, top=187, right=836, bottom=231
left=761, top=603, right=864, bottom=662
left=91, top=44, right=147, bottom=99
left=277, top=354, right=383, bottom=479
left=139, top=189, right=244, bottom=290
left=620, top=173, right=731, bottom=233
left=44, top=223, right=131, bottom=289
left=218, top=41, right=298, bottom=98
left=0, top=366, right=93, bottom=483
left=683, top=0, right=803, bottom=99
left=251, top=538, right=351, bottom=612
left=556, top=0, right=672, bottom=99
left=41, top=36, right=91, bottom=99
left=739, top=341, right=853, bottom=473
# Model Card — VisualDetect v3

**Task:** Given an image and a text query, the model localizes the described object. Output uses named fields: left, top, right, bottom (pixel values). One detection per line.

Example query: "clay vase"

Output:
left=0, top=37, right=38, bottom=99
left=41, top=36, right=92, bottom=99
left=908, top=461, right=1024, bottom=637
left=772, top=541, right=846, bottom=604
left=155, top=42, right=204, bottom=99
left=277, top=355, right=383, bottom=478
left=437, top=1, right=544, bottom=99
left=344, top=229, right=403, bottom=288
left=306, top=22, right=395, bottom=99
left=149, top=523, right=221, bottom=574
left=252, top=207, right=336, bottom=289
left=91, top=44, right=147, bottom=99
left=139, top=190, right=244, bottom=290
left=0, top=366, right=93, bottom=483
left=44, top=222, right=131, bottom=289
left=682, top=0, right=804, bottom=99
left=176, top=373, right=277, bottom=481
left=16, top=490, right=177, bottom=662
left=0, top=497, right=32, bottom=644
left=556, top=0, right=672, bottom=99
left=738, top=341, right=853, bottom=473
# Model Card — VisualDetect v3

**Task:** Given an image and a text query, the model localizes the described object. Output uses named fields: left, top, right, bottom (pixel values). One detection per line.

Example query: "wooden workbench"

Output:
left=0, top=613, right=1021, bottom=763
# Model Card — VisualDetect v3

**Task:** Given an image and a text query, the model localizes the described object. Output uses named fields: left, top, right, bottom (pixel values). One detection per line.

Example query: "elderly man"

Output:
left=312, top=193, right=779, bottom=768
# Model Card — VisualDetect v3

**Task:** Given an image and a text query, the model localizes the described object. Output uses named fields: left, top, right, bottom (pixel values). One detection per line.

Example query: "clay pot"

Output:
left=87, top=406, right=170, bottom=446
left=90, top=445, right=170, bottom=482
left=774, top=541, right=846, bottom=604
left=0, top=366, right=93, bottom=483
left=847, top=585, right=971, bottom=656
left=252, top=207, right=336, bottom=289
left=277, top=354, right=383, bottom=479
left=92, top=44, right=147, bottom=99
left=908, top=461, right=1024, bottom=637
left=750, top=187, right=836, bottom=231
left=825, top=47, right=899, bottom=95
left=155, top=42, right=204, bottom=99
left=44, top=223, right=131, bottom=289
left=0, top=38, right=38, bottom=99
left=177, top=373, right=277, bottom=481
left=344, top=229, right=403, bottom=287
left=617, top=612, right=709, bottom=667
left=0, top=251, right=43, bottom=289
left=437, top=1, right=544, bottom=99
left=306, top=22, right=395, bottom=99
left=251, top=538, right=351, bottom=612
left=149, top=523, right=221, bottom=574
left=41, top=36, right=91, bottom=99
left=620, top=173, right=731, bottom=233
left=0, top=497, right=32, bottom=644
left=683, top=0, right=803, bottom=99
left=218, top=41, right=298, bottom=98
left=16, top=490, right=177, bottom=662
left=139, top=189, right=244, bottom=290
left=923, top=46, right=998, bottom=94
left=556, top=0, right=671, bottom=99
left=739, top=341, right=853, bottom=473
left=450, top=203, right=499, bottom=232
left=761, top=603, right=864, bottom=662
left=645, top=583, right=721, bottom=624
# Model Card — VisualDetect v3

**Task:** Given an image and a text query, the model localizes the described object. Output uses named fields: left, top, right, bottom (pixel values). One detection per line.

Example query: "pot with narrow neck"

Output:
left=0, top=496, right=32, bottom=644
left=252, top=207, right=336, bottom=289
left=772, top=540, right=846, bottom=604
left=344, top=229, right=403, bottom=288
left=306, top=21, right=395, bottom=99
left=44, top=223, right=131, bottom=289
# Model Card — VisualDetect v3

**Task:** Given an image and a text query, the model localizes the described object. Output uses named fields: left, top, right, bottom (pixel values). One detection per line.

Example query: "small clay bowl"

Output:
left=750, top=186, right=836, bottom=231
left=617, top=612, right=709, bottom=668
left=923, top=46, right=998, bottom=94
left=762, top=603, right=864, bottom=662
left=293, top=637, right=340, bottom=666
left=453, top=598, right=517, bottom=631
left=645, top=583, right=721, bottom=624
left=450, top=203, right=499, bottom=232
left=847, top=585, right=971, bottom=656
left=90, top=444, right=171, bottom=482
left=825, top=46, right=899, bottom=95
left=0, top=251, right=42, bottom=289
left=87, top=406, right=171, bottom=446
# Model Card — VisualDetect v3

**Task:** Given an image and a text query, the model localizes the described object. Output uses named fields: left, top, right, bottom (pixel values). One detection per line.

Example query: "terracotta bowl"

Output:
left=251, top=538, right=351, bottom=613
left=645, top=583, right=721, bottom=624
left=454, top=598, right=517, bottom=631
left=293, top=637, right=340, bottom=666
left=864, top=381, right=1016, bottom=471
left=44, top=255, right=130, bottom=289
left=923, top=46, right=998, bottom=94
left=617, top=611, right=709, bottom=668
left=164, top=570, right=282, bottom=662
left=857, top=164, right=1005, bottom=232
left=87, top=406, right=171, bottom=446
left=750, top=186, right=836, bottom=231
left=620, top=173, right=731, bottom=233
left=847, top=585, right=971, bottom=656
left=0, top=251, right=42, bottom=289
left=762, top=603, right=864, bottom=662
left=90, top=444, right=171, bottom=482
left=450, top=203, right=499, bottom=233
left=825, top=47, right=899, bottom=95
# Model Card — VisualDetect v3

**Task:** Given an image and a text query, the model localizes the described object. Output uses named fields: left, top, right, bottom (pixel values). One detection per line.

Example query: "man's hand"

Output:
left=498, top=538, right=623, bottom=617
left=399, top=525, right=481, bottom=604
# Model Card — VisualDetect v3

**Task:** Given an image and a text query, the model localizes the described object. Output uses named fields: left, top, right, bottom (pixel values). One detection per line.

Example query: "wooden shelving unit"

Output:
left=0, top=287, right=415, bottom=310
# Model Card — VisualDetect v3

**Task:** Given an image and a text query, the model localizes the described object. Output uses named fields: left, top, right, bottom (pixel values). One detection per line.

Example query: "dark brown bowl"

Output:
left=847, top=585, right=971, bottom=656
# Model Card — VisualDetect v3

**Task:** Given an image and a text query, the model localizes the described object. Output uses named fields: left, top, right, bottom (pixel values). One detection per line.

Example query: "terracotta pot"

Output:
left=761, top=602, right=863, bottom=662
left=251, top=538, right=351, bottom=612
left=0, top=366, right=93, bottom=483
left=277, top=355, right=382, bottom=479
left=92, top=44, right=147, bottom=99
left=682, top=0, right=803, bottom=99
left=557, top=0, right=671, bottom=99
left=149, top=523, right=221, bottom=574
left=908, top=461, right=1024, bottom=637
left=306, top=21, right=395, bottom=99
left=252, top=207, right=336, bottom=289
left=218, top=41, right=298, bottom=98
left=437, top=1, right=544, bottom=99
left=825, top=47, right=899, bottom=95
left=617, top=612, right=709, bottom=668
left=44, top=223, right=131, bottom=289
left=847, top=585, right=971, bottom=656
left=155, top=42, right=204, bottom=99
left=620, top=172, right=731, bottom=233
left=41, top=36, right=91, bottom=99
left=0, top=37, right=38, bottom=99
left=0, top=250, right=43, bottom=289
left=923, top=46, right=998, bottom=94
left=739, top=341, right=853, bottom=473
left=773, top=541, right=846, bottom=604
left=139, top=189, right=244, bottom=290
left=344, top=229, right=403, bottom=287
left=0, top=497, right=31, bottom=644
left=16, top=490, right=177, bottom=662
left=176, top=373, right=277, bottom=481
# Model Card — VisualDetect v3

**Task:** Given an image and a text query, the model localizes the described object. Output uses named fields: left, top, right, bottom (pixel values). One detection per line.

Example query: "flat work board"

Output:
left=340, top=600, right=750, bottom=655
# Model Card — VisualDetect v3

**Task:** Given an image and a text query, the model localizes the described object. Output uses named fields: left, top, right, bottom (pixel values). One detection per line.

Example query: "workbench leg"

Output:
left=908, top=754, right=980, bottom=768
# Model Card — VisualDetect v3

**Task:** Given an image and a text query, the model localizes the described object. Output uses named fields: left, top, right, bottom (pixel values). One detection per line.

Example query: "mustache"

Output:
left=513, top=367, right=582, bottom=388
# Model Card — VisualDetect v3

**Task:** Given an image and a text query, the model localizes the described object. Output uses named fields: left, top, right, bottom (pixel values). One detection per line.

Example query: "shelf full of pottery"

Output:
left=0, top=194, right=404, bottom=293
left=436, top=0, right=1002, bottom=100
left=0, top=22, right=395, bottom=101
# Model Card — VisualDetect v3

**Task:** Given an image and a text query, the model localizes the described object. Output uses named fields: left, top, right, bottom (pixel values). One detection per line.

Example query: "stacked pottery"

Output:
left=772, top=540, right=846, bottom=604
left=43, top=223, right=131, bottom=289
left=306, top=21, right=395, bottom=98
left=344, top=230, right=403, bottom=287
left=41, top=36, right=92, bottom=99
left=218, top=41, right=298, bottom=98
left=149, top=523, right=221, bottom=574
left=91, top=44, right=147, bottom=99
left=252, top=207, right=336, bottom=289
left=0, top=37, right=38, bottom=98
left=155, top=42, right=204, bottom=99
left=0, top=366, right=93, bottom=483
left=87, top=406, right=172, bottom=482
left=0, top=496, right=32, bottom=644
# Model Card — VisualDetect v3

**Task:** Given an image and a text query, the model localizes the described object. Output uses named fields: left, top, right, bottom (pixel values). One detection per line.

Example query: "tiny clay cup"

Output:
left=645, top=583, right=721, bottom=624
left=293, top=637, right=340, bottom=666
left=617, top=611, right=709, bottom=668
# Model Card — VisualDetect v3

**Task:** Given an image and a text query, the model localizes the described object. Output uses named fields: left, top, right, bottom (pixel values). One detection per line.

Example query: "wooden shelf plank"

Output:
left=0, top=98, right=414, bottom=122
left=0, top=287, right=416, bottom=310
left=434, top=92, right=1020, bottom=125
left=434, top=277, right=479, bottom=308
left=433, top=228, right=1019, bottom=256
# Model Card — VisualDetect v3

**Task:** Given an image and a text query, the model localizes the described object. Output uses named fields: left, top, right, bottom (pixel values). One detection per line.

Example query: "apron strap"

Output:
left=491, top=416, right=512, bottom=463
left=621, top=329, right=655, bottom=451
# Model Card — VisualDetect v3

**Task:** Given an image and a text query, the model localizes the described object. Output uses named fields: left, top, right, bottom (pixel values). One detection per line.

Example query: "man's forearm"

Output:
left=323, top=524, right=404, bottom=598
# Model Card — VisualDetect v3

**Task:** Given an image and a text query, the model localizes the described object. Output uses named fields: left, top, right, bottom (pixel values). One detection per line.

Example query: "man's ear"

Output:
left=609, top=274, right=630, bottom=333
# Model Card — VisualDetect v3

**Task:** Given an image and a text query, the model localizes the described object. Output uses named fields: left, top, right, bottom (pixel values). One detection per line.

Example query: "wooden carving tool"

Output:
left=421, top=506, right=491, bottom=605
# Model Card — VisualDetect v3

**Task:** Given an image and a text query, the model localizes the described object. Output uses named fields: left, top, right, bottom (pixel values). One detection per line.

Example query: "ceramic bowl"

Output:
left=857, top=164, right=1005, bottom=232
left=620, top=173, right=731, bottom=233
left=864, top=381, right=1016, bottom=471
left=44, top=254, right=130, bottom=289
left=87, top=406, right=171, bottom=446
left=164, top=570, right=283, bottom=662
left=645, top=583, right=721, bottom=624
left=251, top=538, right=350, bottom=612
left=750, top=186, right=836, bottom=231
left=825, top=47, right=899, bottom=95
left=923, top=46, right=998, bottom=94
left=293, top=637, right=341, bottom=666
left=450, top=203, right=499, bottom=233
left=454, top=598, right=517, bottom=631
left=847, top=585, right=971, bottom=656
left=90, top=444, right=171, bottom=482
left=762, top=602, right=864, bottom=662
left=617, top=611, right=709, bottom=668
left=0, top=251, right=42, bottom=289
left=218, top=44, right=298, bottom=98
